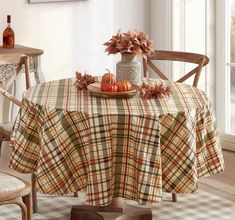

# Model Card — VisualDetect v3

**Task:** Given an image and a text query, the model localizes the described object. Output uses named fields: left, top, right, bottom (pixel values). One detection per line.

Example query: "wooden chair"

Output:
left=0, top=54, right=79, bottom=212
left=0, top=172, right=31, bottom=220
left=143, top=50, right=209, bottom=87
left=143, top=50, right=209, bottom=202
left=0, top=54, right=39, bottom=212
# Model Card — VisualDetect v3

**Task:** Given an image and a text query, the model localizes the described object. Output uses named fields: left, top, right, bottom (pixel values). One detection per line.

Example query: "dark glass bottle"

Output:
left=3, top=15, right=15, bottom=48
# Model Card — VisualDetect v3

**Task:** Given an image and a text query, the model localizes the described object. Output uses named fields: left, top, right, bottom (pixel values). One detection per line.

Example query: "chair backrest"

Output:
left=0, top=54, right=30, bottom=107
left=143, top=50, right=209, bottom=87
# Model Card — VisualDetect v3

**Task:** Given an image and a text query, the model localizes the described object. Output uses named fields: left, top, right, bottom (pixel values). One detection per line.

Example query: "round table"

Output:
left=9, top=77, right=224, bottom=206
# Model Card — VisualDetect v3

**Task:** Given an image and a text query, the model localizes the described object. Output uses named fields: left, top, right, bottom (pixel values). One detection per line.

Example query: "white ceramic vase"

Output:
left=116, top=53, right=141, bottom=85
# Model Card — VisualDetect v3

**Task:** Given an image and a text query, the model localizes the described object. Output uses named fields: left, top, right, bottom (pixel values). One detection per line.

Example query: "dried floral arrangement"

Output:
left=103, top=29, right=154, bottom=58
left=75, top=71, right=95, bottom=90
left=139, top=82, right=173, bottom=99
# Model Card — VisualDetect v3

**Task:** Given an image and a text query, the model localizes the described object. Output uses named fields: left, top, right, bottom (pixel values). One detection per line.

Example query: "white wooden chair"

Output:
left=0, top=54, right=39, bottom=212
left=0, top=172, right=31, bottom=220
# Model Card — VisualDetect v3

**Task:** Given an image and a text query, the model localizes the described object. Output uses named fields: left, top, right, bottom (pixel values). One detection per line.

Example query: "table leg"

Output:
left=96, top=198, right=124, bottom=212
left=72, top=198, right=124, bottom=213
left=71, top=198, right=152, bottom=220
left=74, top=192, right=79, bottom=197
left=31, top=173, right=38, bottom=213
left=116, top=200, right=152, bottom=220
left=71, top=198, right=123, bottom=220
left=115, top=211, right=152, bottom=220
left=172, top=193, right=177, bottom=202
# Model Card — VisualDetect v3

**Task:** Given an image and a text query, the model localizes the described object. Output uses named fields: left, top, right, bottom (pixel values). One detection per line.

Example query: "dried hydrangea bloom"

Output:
left=103, top=29, right=154, bottom=58
left=139, top=82, right=173, bottom=99
left=75, top=71, right=95, bottom=90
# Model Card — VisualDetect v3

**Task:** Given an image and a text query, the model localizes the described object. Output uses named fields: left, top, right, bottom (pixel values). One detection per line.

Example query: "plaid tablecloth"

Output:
left=9, top=78, right=224, bottom=206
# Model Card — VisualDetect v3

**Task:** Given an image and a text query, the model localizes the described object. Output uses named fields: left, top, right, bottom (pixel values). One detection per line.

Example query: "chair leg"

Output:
left=172, top=193, right=177, bottom=202
left=74, top=191, right=79, bottom=197
left=22, top=193, right=32, bottom=220
left=0, top=200, right=27, bottom=220
left=31, top=173, right=38, bottom=213
left=17, top=200, right=28, bottom=220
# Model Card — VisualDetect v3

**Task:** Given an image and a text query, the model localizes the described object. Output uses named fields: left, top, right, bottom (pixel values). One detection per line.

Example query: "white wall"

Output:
left=113, top=0, right=150, bottom=65
left=0, top=0, right=149, bottom=82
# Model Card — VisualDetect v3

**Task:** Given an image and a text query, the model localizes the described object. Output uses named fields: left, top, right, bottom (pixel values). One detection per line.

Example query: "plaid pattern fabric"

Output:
left=9, top=78, right=224, bottom=206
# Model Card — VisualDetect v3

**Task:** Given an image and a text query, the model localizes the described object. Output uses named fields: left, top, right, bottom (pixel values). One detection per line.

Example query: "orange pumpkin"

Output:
left=123, top=81, right=132, bottom=91
left=101, top=83, right=118, bottom=92
left=101, top=69, right=116, bottom=84
left=117, top=82, right=128, bottom=92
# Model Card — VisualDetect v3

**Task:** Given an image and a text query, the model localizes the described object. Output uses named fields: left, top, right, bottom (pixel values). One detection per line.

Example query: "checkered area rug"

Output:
left=0, top=189, right=235, bottom=220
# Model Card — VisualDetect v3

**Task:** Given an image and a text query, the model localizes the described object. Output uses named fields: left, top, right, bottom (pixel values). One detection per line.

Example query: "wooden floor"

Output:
left=199, top=150, right=235, bottom=196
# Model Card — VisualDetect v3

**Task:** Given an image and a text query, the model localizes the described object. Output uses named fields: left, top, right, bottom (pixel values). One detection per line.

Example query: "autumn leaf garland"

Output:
left=75, top=71, right=95, bottom=90
left=138, top=82, right=173, bottom=99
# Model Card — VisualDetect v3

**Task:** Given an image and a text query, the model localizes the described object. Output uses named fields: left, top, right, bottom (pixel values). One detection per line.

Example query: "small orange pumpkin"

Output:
left=101, top=69, right=116, bottom=85
left=123, top=81, right=132, bottom=91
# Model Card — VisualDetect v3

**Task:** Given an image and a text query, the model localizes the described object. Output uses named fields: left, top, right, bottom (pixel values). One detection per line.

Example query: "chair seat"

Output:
left=0, top=121, right=14, bottom=132
left=0, top=173, right=25, bottom=193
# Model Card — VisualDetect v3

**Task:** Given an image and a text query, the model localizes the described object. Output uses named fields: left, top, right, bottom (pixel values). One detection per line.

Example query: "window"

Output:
left=229, top=0, right=235, bottom=134
left=172, top=0, right=207, bottom=91
left=216, top=0, right=235, bottom=151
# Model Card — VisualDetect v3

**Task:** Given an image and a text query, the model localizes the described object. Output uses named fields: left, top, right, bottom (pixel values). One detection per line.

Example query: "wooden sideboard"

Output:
left=0, top=45, right=44, bottom=83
